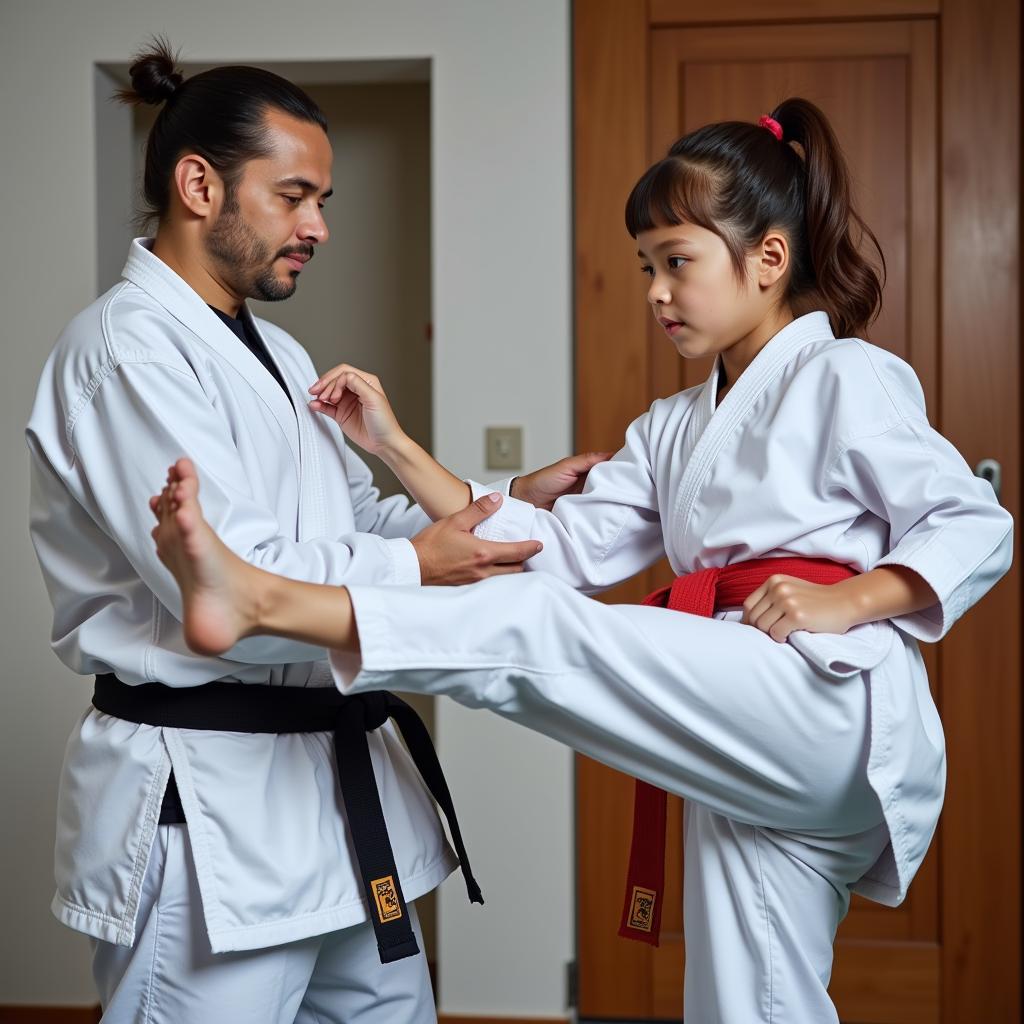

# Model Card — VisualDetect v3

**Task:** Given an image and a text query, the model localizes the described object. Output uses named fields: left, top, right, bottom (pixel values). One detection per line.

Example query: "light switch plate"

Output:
left=485, top=426, right=523, bottom=471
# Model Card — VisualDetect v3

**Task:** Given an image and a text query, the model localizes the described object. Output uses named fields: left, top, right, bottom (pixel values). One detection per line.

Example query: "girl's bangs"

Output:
left=624, top=158, right=717, bottom=238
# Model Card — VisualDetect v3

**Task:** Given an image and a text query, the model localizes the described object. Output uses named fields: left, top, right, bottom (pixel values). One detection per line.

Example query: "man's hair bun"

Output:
left=116, top=37, right=184, bottom=106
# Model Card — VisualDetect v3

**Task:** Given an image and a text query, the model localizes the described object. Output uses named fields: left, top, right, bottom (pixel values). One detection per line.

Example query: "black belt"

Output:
left=93, top=673, right=483, bottom=964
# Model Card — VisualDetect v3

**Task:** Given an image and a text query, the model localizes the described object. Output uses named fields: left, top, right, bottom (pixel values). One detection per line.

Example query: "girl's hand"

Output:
left=741, top=575, right=858, bottom=643
left=511, top=452, right=613, bottom=510
left=308, top=365, right=405, bottom=456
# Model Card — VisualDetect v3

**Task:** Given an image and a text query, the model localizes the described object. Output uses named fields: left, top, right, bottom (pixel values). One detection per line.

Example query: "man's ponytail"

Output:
left=114, top=36, right=183, bottom=107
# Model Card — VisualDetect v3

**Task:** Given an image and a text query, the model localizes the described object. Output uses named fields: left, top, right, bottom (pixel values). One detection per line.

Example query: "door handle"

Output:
left=975, top=458, right=1002, bottom=502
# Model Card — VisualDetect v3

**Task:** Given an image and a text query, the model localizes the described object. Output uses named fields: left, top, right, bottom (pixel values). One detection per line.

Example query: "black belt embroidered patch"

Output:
left=371, top=875, right=403, bottom=923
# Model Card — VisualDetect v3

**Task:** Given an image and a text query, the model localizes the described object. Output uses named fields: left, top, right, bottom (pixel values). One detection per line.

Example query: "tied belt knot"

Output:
left=618, top=556, right=857, bottom=947
left=92, top=674, right=483, bottom=964
left=354, top=690, right=392, bottom=732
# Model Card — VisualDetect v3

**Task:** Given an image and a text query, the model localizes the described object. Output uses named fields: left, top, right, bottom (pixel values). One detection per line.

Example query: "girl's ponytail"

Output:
left=772, top=98, right=884, bottom=338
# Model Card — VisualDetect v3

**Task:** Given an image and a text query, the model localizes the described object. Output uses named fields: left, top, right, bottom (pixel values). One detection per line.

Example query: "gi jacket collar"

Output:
left=674, top=311, right=836, bottom=546
left=121, top=238, right=300, bottom=466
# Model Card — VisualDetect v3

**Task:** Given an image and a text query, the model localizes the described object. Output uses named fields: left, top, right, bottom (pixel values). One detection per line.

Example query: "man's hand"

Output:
left=412, top=493, right=543, bottom=585
left=510, top=452, right=612, bottom=510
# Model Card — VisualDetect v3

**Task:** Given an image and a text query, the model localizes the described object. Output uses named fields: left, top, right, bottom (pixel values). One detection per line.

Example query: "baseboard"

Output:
left=0, top=1008, right=101, bottom=1023
left=438, top=1017, right=570, bottom=1024
left=0, top=1004, right=567, bottom=1023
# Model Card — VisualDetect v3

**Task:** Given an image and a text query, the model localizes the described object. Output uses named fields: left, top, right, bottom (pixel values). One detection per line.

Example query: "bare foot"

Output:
left=151, top=458, right=258, bottom=656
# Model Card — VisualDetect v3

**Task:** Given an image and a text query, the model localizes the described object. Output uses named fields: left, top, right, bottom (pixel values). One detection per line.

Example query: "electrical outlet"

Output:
left=485, top=426, right=523, bottom=470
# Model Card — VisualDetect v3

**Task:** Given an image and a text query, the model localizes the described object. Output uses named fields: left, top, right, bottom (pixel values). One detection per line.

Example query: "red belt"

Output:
left=618, top=556, right=856, bottom=946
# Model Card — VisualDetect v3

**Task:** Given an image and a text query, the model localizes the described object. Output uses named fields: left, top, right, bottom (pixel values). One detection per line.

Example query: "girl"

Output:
left=150, top=99, right=1012, bottom=1022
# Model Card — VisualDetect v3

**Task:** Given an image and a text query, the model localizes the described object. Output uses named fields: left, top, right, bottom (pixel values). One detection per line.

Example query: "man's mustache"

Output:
left=277, top=245, right=315, bottom=262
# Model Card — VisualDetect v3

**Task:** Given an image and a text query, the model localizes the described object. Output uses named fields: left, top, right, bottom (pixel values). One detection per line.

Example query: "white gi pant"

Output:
left=91, top=825, right=436, bottom=1024
left=336, top=574, right=896, bottom=1024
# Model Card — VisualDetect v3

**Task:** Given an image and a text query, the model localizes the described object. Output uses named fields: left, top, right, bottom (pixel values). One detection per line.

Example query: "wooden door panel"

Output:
left=937, top=2, right=1021, bottom=1013
left=648, top=0, right=940, bottom=24
left=827, top=942, right=940, bottom=1024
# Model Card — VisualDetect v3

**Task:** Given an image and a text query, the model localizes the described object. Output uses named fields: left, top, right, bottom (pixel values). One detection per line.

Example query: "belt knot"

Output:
left=354, top=691, right=391, bottom=731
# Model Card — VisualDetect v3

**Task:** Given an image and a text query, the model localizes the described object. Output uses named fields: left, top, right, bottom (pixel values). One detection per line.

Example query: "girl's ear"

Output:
left=757, top=231, right=789, bottom=289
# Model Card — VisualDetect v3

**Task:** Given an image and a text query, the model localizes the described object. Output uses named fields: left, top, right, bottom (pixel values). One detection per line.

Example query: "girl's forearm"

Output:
left=380, top=435, right=472, bottom=521
left=837, top=565, right=938, bottom=628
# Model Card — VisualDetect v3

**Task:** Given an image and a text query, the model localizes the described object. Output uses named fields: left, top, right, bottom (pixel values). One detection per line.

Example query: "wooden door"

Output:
left=573, top=2, right=1020, bottom=1021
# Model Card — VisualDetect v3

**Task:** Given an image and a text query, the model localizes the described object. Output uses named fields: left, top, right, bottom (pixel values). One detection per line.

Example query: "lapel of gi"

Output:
left=121, top=238, right=301, bottom=469
left=242, top=308, right=332, bottom=541
left=672, top=311, right=836, bottom=558
left=679, top=358, right=720, bottom=470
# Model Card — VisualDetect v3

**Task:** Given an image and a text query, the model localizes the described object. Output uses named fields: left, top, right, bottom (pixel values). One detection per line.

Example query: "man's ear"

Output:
left=757, top=231, right=789, bottom=289
left=171, top=154, right=225, bottom=220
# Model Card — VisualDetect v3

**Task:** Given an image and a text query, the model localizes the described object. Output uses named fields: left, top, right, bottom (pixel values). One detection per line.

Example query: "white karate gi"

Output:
left=26, top=238, right=460, bottom=1020
left=331, top=312, right=1013, bottom=1022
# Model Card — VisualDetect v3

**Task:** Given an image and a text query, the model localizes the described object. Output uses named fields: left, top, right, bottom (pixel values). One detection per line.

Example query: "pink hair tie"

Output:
left=758, top=115, right=783, bottom=141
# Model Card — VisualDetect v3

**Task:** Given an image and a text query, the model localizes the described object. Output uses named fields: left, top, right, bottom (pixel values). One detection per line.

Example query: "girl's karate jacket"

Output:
left=472, top=311, right=1014, bottom=907
left=26, top=238, right=457, bottom=952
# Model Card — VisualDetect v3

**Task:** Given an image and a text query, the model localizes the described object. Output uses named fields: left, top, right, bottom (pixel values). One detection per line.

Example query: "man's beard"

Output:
left=206, top=194, right=299, bottom=303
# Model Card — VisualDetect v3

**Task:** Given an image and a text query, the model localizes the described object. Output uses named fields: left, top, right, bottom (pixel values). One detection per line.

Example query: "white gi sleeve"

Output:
left=468, top=410, right=665, bottom=594
left=826, top=415, right=1013, bottom=642
left=341, top=446, right=427, bottom=585
left=60, top=359, right=426, bottom=663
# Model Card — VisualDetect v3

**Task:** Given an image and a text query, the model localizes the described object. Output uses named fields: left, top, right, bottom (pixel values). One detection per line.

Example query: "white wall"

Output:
left=0, top=0, right=572, bottom=1016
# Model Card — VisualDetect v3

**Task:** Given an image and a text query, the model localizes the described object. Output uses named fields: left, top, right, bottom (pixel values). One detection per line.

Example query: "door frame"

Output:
left=572, top=1, right=1021, bottom=1020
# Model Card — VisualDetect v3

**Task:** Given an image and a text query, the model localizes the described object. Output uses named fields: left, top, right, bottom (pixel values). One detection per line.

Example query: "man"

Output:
left=26, top=41, right=600, bottom=1022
